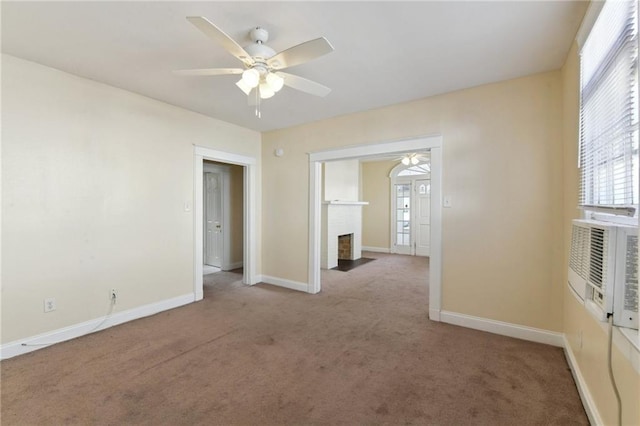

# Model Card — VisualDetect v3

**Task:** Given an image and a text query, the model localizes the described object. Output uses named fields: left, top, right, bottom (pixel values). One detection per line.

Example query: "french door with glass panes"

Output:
left=394, top=183, right=412, bottom=254
left=392, top=179, right=431, bottom=256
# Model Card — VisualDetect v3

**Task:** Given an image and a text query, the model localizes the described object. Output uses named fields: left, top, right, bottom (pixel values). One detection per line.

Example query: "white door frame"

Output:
left=308, top=135, right=443, bottom=321
left=194, top=146, right=258, bottom=301
left=414, top=178, right=431, bottom=257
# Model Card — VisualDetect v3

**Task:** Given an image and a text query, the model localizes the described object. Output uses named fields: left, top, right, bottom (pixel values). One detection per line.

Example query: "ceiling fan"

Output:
left=397, top=153, right=430, bottom=166
left=175, top=16, right=334, bottom=106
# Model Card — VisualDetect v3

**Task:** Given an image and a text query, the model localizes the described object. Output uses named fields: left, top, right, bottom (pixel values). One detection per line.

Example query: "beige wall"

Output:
left=561, top=43, right=640, bottom=426
left=1, top=54, right=261, bottom=344
left=361, top=160, right=396, bottom=249
left=263, top=70, right=564, bottom=331
left=324, top=159, right=360, bottom=201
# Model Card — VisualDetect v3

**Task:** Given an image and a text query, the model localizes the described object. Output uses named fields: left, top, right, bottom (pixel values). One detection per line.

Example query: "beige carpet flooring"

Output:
left=1, top=252, right=587, bottom=425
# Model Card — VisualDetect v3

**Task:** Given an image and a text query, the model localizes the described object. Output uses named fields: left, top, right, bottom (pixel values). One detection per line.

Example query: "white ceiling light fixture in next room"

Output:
left=175, top=17, right=334, bottom=117
left=401, top=154, right=421, bottom=166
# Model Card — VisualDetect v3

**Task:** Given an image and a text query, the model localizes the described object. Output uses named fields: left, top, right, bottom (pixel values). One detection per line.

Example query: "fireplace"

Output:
left=338, top=234, right=353, bottom=260
left=321, top=200, right=368, bottom=269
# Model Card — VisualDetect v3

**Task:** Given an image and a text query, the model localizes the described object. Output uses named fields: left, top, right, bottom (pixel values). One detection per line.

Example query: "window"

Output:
left=579, top=0, right=639, bottom=216
left=397, top=164, right=431, bottom=176
left=395, top=183, right=411, bottom=246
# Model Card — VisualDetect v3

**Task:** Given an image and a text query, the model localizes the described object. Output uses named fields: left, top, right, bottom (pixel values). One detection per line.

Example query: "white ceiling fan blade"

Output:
left=186, top=17, right=254, bottom=66
left=279, top=72, right=331, bottom=97
left=267, top=37, right=334, bottom=70
left=174, top=68, right=243, bottom=76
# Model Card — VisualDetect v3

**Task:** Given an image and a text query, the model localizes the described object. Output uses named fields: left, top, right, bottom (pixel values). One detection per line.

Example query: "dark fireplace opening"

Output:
left=338, top=234, right=353, bottom=260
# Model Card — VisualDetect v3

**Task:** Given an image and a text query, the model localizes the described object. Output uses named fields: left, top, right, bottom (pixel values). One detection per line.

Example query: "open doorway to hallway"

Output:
left=193, top=146, right=258, bottom=302
left=202, top=160, right=244, bottom=280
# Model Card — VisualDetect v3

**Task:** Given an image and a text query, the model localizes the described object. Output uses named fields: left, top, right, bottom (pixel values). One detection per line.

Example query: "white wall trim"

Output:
left=575, top=0, right=605, bottom=49
left=308, top=135, right=443, bottom=318
left=1, top=293, right=194, bottom=360
left=223, top=261, right=244, bottom=271
left=195, top=146, right=256, bottom=166
left=429, top=308, right=441, bottom=322
left=361, top=246, right=390, bottom=253
left=440, top=310, right=564, bottom=347
left=308, top=161, right=322, bottom=294
left=563, top=335, right=604, bottom=426
left=194, top=145, right=258, bottom=303
left=309, top=136, right=440, bottom=162
left=260, top=275, right=310, bottom=293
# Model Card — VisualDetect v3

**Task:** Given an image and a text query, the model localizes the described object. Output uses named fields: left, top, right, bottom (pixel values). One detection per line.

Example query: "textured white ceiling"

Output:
left=1, top=1, right=588, bottom=132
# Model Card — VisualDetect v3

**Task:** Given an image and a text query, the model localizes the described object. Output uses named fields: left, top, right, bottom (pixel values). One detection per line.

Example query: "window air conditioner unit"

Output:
left=568, top=219, right=638, bottom=330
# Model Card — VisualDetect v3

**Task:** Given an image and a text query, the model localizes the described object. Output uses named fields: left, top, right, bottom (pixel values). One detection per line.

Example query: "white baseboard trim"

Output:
left=260, top=275, right=309, bottom=293
left=1, top=293, right=195, bottom=360
left=429, top=308, right=441, bottom=321
left=362, top=246, right=390, bottom=253
left=222, top=261, right=244, bottom=271
left=440, top=310, right=564, bottom=347
left=563, top=335, right=603, bottom=426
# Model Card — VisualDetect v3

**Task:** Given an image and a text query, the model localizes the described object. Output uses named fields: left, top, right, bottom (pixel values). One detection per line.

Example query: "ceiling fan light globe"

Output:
left=401, top=157, right=410, bottom=166
left=235, top=78, right=253, bottom=95
left=259, top=83, right=275, bottom=99
left=410, top=156, right=419, bottom=165
left=242, top=68, right=260, bottom=88
left=266, top=72, right=284, bottom=92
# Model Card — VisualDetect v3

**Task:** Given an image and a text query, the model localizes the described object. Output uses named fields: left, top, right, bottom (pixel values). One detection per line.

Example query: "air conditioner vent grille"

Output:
left=570, top=225, right=590, bottom=279
left=624, top=235, right=639, bottom=313
left=588, top=228, right=607, bottom=289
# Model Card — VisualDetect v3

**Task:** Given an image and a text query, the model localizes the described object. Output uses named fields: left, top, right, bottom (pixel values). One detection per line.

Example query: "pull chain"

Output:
left=255, top=86, right=261, bottom=118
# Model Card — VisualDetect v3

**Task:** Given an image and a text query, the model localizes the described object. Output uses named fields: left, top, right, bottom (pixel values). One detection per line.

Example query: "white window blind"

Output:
left=579, top=0, right=639, bottom=214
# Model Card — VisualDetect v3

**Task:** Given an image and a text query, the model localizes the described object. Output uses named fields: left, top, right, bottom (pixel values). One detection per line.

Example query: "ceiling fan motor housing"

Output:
left=249, top=27, right=269, bottom=44
left=244, top=43, right=276, bottom=63
left=244, top=27, right=277, bottom=63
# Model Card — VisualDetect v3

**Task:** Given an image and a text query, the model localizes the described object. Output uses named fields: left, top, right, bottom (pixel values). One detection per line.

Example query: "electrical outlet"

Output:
left=110, top=288, right=117, bottom=303
left=43, top=297, right=56, bottom=313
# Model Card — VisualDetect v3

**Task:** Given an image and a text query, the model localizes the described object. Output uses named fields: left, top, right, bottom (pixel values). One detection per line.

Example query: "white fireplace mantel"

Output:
left=323, top=200, right=369, bottom=206
left=321, top=201, right=369, bottom=269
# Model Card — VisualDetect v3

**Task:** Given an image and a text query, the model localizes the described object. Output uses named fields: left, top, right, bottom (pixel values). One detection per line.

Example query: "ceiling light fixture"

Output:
left=176, top=18, right=334, bottom=120
left=241, top=68, right=260, bottom=88
left=259, top=82, right=275, bottom=99
left=235, top=79, right=253, bottom=95
left=401, top=153, right=421, bottom=165
left=266, top=72, right=284, bottom=92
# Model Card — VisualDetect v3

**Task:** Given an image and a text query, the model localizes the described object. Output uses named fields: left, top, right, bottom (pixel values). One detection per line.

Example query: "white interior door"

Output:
left=204, top=172, right=223, bottom=267
left=415, top=179, right=431, bottom=256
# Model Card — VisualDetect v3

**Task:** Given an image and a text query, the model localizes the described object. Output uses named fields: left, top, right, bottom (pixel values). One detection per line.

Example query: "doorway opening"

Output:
left=308, top=136, right=443, bottom=321
left=194, top=146, right=258, bottom=302
left=202, top=161, right=246, bottom=277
